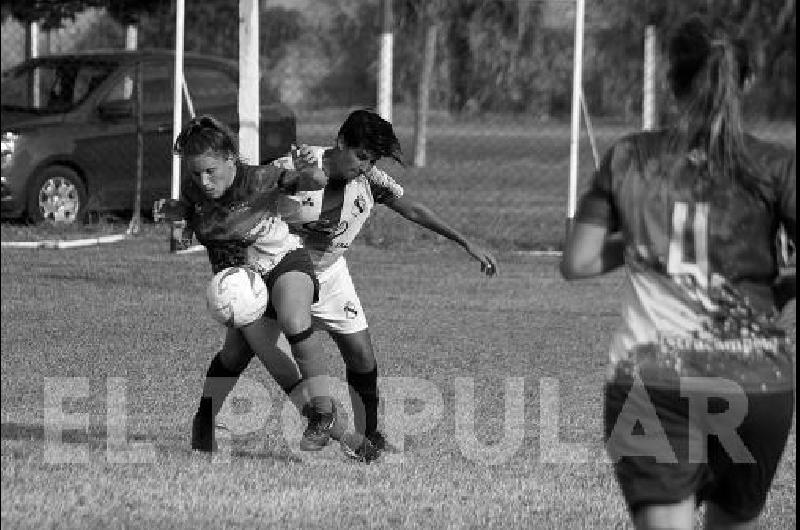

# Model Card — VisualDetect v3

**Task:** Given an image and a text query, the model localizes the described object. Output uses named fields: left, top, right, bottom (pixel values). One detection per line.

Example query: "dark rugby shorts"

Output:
left=604, top=377, right=794, bottom=522
left=262, top=248, right=320, bottom=320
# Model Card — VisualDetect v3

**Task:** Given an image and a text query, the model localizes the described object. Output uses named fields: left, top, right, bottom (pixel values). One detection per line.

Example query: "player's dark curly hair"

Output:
left=667, top=15, right=759, bottom=197
left=337, top=109, right=404, bottom=165
left=174, top=115, right=239, bottom=159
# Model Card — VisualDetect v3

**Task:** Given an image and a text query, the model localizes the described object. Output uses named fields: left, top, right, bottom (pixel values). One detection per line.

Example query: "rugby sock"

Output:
left=196, top=352, right=246, bottom=420
left=287, top=327, right=333, bottom=415
left=347, top=367, right=379, bottom=435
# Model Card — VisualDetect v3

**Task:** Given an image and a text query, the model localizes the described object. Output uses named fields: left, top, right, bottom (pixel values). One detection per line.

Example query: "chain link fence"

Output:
left=1, top=1, right=795, bottom=251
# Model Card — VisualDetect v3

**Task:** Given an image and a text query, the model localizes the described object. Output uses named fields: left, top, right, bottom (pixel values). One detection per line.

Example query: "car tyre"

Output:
left=26, top=166, right=88, bottom=224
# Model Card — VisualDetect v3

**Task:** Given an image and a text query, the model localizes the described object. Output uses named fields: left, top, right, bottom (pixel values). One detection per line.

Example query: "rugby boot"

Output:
left=299, top=402, right=337, bottom=451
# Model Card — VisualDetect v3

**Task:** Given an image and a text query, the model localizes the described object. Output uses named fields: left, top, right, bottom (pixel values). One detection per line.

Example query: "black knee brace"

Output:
left=286, top=326, right=314, bottom=345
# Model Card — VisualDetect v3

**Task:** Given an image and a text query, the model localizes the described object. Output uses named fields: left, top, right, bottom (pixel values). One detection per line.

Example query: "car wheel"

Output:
left=27, top=166, right=88, bottom=224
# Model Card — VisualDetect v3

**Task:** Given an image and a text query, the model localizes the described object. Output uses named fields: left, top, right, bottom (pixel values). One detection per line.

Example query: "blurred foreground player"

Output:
left=561, top=15, right=795, bottom=530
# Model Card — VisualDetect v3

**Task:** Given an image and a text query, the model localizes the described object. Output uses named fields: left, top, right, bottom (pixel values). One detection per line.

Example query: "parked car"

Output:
left=1, top=49, right=296, bottom=223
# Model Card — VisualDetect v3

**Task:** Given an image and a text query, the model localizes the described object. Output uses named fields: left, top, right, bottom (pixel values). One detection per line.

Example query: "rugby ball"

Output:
left=206, top=267, right=269, bottom=327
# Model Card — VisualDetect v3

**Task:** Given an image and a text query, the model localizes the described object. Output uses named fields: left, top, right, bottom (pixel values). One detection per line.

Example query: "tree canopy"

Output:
left=2, top=0, right=794, bottom=119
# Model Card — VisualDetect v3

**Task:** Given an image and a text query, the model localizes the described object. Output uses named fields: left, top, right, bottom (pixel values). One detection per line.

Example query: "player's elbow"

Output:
left=559, top=252, right=597, bottom=280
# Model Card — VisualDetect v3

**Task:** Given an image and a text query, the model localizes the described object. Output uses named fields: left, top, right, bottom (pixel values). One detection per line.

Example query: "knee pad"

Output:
left=286, top=326, right=314, bottom=345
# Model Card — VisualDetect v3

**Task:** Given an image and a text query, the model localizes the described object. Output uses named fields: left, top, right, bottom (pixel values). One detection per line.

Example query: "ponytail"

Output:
left=668, top=16, right=760, bottom=198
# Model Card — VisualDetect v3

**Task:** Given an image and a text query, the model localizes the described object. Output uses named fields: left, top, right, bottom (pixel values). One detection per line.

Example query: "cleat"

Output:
left=340, top=433, right=380, bottom=464
left=300, top=405, right=337, bottom=451
left=191, top=412, right=217, bottom=453
left=366, top=431, right=400, bottom=454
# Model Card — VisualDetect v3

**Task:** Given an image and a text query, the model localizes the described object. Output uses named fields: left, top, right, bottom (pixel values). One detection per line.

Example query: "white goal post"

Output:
left=567, top=5, right=657, bottom=232
left=566, top=0, right=586, bottom=232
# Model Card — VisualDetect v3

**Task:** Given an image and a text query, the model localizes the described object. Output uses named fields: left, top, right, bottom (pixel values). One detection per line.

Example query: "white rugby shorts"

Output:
left=311, top=257, right=368, bottom=334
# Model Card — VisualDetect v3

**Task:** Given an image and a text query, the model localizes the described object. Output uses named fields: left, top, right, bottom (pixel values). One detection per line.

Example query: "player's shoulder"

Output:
left=610, top=130, right=672, bottom=159
left=238, top=163, right=283, bottom=191
left=363, top=166, right=404, bottom=203
left=364, top=166, right=400, bottom=188
left=596, top=131, right=657, bottom=181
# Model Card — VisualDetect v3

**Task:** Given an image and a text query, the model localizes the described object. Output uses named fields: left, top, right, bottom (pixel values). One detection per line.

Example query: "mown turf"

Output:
left=1, top=232, right=795, bottom=528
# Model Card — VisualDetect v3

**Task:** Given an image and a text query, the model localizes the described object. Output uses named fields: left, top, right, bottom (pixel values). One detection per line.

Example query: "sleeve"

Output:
left=366, top=167, right=404, bottom=204
left=248, top=165, right=286, bottom=194
left=574, top=141, right=623, bottom=231
left=774, top=150, right=796, bottom=242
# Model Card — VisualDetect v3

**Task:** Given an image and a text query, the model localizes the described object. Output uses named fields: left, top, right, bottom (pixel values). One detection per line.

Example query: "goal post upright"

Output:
left=169, top=0, right=185, bottom=251
left=238, top=0, right=259, bottom=164
left=566, top=0, right=586, bottom=235
left=643, top=24, right=657, bottom=130
left=377, top=0, right=394, bottom=122
left=171, top=0, right=184, bottom=202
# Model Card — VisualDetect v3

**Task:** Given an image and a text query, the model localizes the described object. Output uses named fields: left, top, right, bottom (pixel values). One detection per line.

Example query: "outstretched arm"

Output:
left=385, top=196, right=498, bottom=276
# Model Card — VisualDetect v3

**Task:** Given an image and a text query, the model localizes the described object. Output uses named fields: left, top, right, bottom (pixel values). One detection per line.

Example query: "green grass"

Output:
left=295, top=116, right=795, bottom=251
left=1, top=232, right=796, bottom=528
left=1, top=119, right=796, bottom=526
left=3, top=117, right=793, bottom=252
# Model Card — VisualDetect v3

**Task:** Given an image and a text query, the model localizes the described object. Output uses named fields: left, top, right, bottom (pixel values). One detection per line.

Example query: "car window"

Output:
left=1, top=61, right=115, bottom=112
left=103, top=63, right=174, bottom=114
left=184, top=65, right=237, bottom=111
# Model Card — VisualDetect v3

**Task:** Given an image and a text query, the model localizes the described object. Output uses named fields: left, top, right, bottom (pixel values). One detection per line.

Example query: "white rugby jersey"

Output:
left=274, top=146, right=404, bottom=272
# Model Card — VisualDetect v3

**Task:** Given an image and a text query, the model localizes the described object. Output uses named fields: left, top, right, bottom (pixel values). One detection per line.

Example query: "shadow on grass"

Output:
left=1, top=421, right=163, bottom=447
left=1, top=422, right=304, bottom=464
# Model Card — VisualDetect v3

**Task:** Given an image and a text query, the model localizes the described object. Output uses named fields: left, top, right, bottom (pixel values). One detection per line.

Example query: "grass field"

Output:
left=1, top=117, right=796, bottom=527
left=1, top=230, right=796, bottom=528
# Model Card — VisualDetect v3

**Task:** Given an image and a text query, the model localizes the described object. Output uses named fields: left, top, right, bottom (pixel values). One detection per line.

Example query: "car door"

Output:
left=139, top=60, right=178, bottom=206
left=88, top=60, right=176, bottom=210
left=72, top=60, right=138, bottom=210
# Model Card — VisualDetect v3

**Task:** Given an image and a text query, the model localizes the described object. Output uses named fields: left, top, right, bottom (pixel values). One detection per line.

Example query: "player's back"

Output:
left=598, top=130, right=795, bottom=391
left=607, top=130, right=794, bottom=313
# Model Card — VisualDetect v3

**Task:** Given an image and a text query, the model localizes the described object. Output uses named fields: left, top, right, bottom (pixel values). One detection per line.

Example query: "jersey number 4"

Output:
left=667, top=202, right=710, bottom=288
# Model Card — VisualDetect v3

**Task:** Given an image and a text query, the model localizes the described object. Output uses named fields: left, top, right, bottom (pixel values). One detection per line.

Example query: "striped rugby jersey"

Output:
left=577, top=131, right=796, bottom=392
left=274, top=146, right=404, bottom=272
left=180, top=163, right=302, bottom=274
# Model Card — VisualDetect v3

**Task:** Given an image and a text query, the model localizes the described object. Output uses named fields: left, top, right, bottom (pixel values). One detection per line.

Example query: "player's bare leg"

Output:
left=330, top=329, right=396, bottom=454
left=191, top=327, right=255, bottom=452
left=271, top=272, right=336, bottom=450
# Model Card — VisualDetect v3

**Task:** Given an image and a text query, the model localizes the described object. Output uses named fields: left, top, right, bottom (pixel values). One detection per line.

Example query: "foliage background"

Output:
left=1, top=0, right=795, bottom=121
